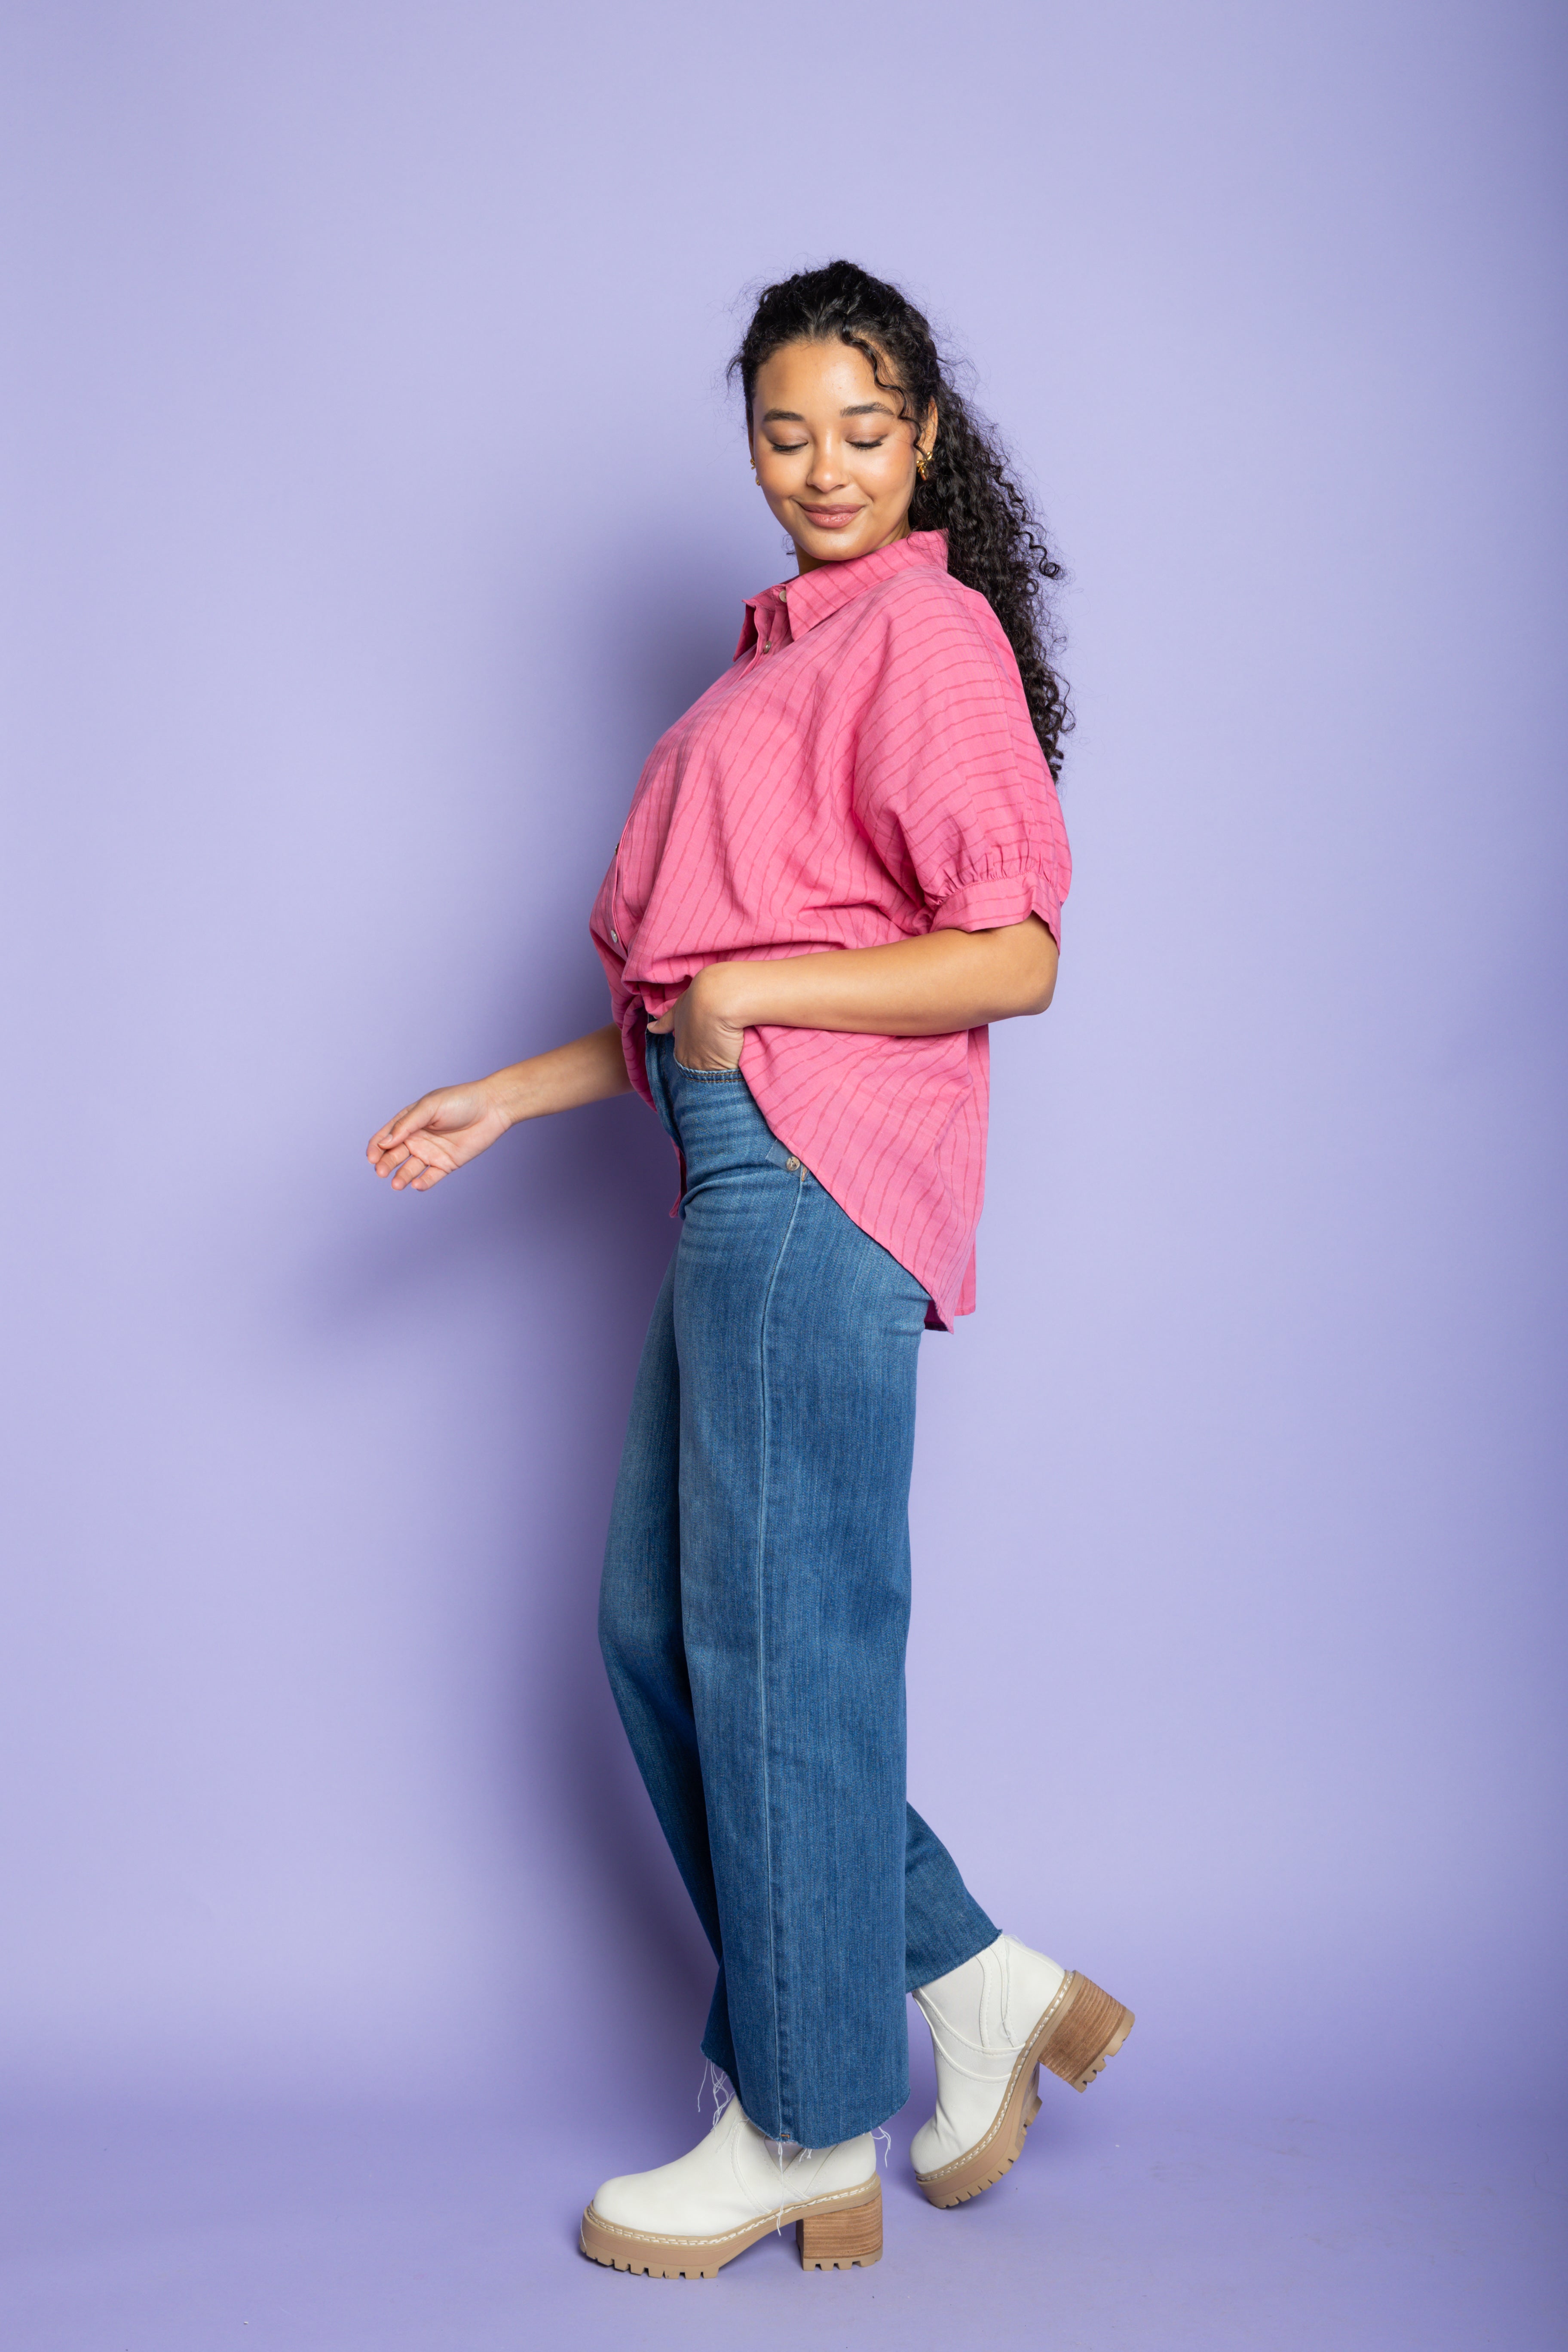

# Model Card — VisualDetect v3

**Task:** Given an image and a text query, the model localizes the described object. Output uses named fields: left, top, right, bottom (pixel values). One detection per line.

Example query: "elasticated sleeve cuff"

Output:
left=928, top=869, right=1062, bottom=944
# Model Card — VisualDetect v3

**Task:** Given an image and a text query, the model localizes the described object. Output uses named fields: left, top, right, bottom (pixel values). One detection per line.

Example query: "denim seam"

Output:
left=751, top=1161, right=807, bottom=2140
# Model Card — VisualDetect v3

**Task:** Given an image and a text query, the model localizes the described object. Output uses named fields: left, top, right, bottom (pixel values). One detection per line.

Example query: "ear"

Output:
left=916, top=401, right=939, bottom=466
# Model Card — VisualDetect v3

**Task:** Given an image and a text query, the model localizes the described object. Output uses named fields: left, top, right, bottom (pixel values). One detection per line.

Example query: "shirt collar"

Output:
left=735, top=529, right=949, bottom=659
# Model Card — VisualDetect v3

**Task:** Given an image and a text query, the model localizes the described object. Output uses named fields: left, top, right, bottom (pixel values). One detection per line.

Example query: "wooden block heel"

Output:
left=1039, top=1972, right=1136, bottom=2092
left=797, top=2180, right=882, bottom=2269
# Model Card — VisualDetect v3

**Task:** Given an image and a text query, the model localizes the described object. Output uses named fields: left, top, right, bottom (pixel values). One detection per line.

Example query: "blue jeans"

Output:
left=597, top=1035, right=998, bottom=2147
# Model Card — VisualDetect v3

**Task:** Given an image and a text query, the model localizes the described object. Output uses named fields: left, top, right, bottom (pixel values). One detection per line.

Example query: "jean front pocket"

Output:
left=672, top=1056, right=744, bottom=1080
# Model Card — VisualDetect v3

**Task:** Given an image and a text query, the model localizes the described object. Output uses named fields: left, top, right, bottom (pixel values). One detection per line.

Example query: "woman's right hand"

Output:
left=366, top=1026, right=633, bottom=1193
left=366, top=1080, right=512, bottom=1191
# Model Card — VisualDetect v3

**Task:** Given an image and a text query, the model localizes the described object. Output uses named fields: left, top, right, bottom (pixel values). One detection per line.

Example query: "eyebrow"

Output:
left=760, top=401, right=900, bottom=422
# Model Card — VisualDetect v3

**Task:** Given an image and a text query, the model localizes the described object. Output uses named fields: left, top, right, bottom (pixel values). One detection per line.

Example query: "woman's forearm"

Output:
left=490, top=1022, right=631, bottom=1124
left=700, top=916, right=1057, bottom=1037
left=367, top=1023, right=631, bottom=1194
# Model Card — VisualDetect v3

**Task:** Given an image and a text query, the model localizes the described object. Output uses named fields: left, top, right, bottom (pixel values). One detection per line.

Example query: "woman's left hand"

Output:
left=647, top=966, right=747, bottom=1071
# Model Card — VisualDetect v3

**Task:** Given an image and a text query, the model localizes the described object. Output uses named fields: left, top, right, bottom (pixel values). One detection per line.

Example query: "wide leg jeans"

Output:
left=598, top=1035, right=998, bottom=2148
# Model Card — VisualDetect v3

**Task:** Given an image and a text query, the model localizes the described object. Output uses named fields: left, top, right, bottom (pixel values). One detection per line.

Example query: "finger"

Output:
left=380, top=1102, right=438, bottom=1149
left=647, top=1011, right=672, bottom=1034
left=400, top=1136, right=462, bottom=1187
left=368, top=1105, right=420, bottom=1152
left=400, top=1146, right=450, bottom=1190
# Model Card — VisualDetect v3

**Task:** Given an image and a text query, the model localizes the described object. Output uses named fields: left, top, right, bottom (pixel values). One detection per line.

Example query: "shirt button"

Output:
left=609, top=927, right=619, bottom=946
left=785, top=1156, right=800, bottom=1173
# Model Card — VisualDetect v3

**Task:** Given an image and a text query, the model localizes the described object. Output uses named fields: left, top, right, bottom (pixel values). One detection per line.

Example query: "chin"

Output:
left=803, top=529, right=876, bottom=562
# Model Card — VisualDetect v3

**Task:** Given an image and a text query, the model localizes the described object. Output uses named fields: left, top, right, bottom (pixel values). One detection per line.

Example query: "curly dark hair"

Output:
left=730, top=259, right=1070, bottom=774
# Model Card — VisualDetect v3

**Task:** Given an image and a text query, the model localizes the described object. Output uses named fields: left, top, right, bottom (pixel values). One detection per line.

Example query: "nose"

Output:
left=803, top=435, right=848, bottom=493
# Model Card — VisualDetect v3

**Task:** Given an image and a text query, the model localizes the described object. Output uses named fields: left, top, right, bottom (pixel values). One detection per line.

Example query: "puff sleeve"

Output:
left=849, top=581, right=1070, bottom=943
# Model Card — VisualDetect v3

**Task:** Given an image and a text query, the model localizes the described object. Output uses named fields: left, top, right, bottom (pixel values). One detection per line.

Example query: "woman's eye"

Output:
left=762, top=435, right=888, bottom=455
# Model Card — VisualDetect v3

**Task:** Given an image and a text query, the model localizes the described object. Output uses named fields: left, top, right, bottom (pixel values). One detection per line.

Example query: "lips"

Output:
left=798, top=505, right=864, bottom=530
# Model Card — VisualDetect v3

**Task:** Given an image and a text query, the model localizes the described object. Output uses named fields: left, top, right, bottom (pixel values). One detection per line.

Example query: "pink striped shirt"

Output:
left=590, top=530, right=1071, bottom=1329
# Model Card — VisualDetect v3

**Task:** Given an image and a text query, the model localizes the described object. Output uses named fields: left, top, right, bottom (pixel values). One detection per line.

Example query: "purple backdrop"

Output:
left=2, top=2, right=1564, bottom=2343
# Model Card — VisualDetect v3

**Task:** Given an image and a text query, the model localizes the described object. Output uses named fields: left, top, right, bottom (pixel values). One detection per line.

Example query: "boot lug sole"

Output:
left=580, top=2175, right=882, bottom=2278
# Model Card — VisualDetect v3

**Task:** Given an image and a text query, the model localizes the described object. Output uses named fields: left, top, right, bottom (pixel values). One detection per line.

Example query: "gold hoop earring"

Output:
left=916, top=451, right=931, bottom=480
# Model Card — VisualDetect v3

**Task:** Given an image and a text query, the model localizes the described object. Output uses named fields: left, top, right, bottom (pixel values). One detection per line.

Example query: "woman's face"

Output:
left=750, top=338, right=933, bottom=573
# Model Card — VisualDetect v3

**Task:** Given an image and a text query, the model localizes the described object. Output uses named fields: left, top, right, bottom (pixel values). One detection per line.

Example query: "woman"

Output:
left=368, top=260, right=1132, bottom=2278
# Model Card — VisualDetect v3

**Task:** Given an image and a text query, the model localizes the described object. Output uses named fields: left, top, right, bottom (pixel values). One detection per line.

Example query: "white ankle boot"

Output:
left=911, top=1933, right=1135, bottom=2207
left=580, top=2092, right=882, bottom=2277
